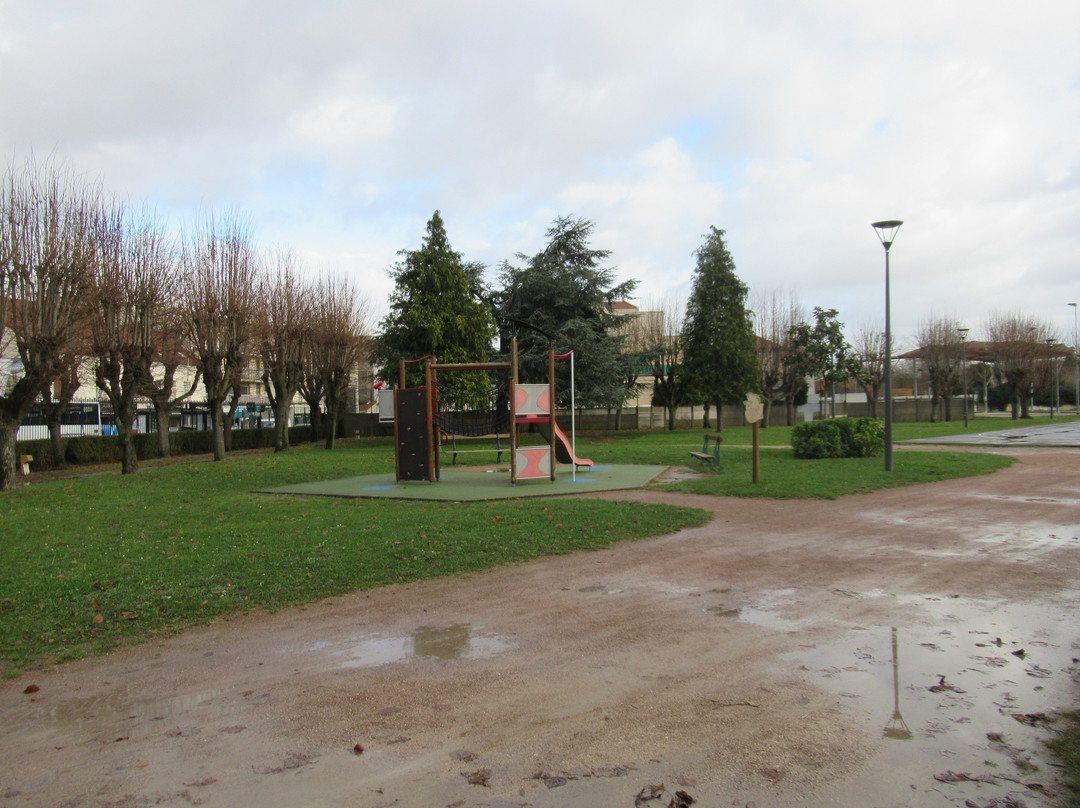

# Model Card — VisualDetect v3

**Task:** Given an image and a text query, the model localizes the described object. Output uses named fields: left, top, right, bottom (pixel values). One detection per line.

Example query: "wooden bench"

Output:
left=445, top=433, right=507, bottom=465
left=689, top=434, right=722, bottom=471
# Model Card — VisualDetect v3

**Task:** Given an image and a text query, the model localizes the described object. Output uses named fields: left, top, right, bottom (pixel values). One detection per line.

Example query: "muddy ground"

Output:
left=1, top=446, right=1078, bottom=808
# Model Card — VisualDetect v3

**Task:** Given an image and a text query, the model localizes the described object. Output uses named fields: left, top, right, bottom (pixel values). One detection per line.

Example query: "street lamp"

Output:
left=958, top=327, right=970, bottom=428
left=872, top=220, right=903, bottom=471
left=1070, top=303, right=1078, bottom=415
left=1045, top=339, right=1056, bottom=418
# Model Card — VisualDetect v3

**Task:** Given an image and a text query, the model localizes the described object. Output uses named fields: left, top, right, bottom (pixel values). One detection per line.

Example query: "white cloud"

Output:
left=1, top=0, right=1078, bottom=343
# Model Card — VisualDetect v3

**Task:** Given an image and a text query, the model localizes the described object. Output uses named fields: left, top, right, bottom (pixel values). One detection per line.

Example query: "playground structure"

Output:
left=393, top=337, right=592, bottom=485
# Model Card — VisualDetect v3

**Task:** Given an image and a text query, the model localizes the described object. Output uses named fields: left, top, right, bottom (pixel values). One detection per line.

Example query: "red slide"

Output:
left=546, top=421, right=594, bottom=468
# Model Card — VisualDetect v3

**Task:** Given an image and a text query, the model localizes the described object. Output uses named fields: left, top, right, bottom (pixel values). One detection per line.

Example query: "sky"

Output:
left=2, top=0, right=1079, bottom=352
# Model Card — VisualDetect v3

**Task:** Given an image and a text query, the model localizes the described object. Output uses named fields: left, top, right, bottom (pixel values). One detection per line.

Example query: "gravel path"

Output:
left=2, top=446, right=1078, bottom=808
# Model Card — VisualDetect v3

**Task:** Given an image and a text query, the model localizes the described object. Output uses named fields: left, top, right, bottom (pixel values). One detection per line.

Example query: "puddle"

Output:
left=338, top=623, right=515, bottom=668
left=792, top=596, right=1080, bottom=804
left=706, top=606, right=741, bottom=619
left=981, top=495, right=1080, bottom=508
left=704, top=589, right=803, bottom=631
left=577, top=584, right=624, bottom=595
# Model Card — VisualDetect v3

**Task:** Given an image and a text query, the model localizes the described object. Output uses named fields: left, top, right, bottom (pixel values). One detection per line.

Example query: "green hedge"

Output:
left=791, top=418, right=885, bottom=459
left=16, top=425, right=314, bottom=472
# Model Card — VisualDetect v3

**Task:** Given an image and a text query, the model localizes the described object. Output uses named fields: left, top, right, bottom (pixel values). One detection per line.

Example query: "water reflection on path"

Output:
left=791, top=596, right=1079, bottom=805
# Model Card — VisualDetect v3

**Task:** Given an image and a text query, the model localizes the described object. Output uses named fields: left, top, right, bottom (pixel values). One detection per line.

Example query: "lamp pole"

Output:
left=958, top=327, right=969, bottom=428
left=872, top=220, right=903, bottom=472
left=1070, top=302, right=1078, bottom=414
left=1045, top=339, right=1055, bottom=418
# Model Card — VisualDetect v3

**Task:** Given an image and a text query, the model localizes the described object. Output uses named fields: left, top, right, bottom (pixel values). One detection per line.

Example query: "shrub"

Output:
left=791, top=420, right=844, bottom=459
left=64, top=435, right=123, bottom=465
left=848, top=418, right=885, bottom=458
left=792, top=418, right=884, bottom=459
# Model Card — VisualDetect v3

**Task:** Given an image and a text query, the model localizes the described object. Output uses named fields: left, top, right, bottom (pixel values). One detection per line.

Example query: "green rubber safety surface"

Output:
left=256, top=464, right=667, bottom=502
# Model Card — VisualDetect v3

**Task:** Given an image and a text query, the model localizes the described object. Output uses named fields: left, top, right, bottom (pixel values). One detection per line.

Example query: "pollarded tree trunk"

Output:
left=47, top=414, right=65, bottom=467
left=114, top=395, right=140, bottom=474
left=273, top=397, right=291, bottom=451
left=324, top=405, right=339, bottom=450
left=150, top=397, right=172, bottom=457
left=0, top=418, right=19, bottom=491
left=209, top=400, right=227, bottom=460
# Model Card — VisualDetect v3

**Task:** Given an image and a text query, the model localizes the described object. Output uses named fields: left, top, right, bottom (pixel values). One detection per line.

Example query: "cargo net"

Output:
left=433, top=376, right=511, bottom=437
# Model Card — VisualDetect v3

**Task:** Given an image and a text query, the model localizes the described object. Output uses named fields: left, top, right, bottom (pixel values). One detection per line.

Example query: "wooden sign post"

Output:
left=743, top=392, right=764, bottom=484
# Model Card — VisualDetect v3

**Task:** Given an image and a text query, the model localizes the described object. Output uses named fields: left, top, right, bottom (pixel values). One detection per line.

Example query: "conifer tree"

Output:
left=681, top=226, right=758, bottom=427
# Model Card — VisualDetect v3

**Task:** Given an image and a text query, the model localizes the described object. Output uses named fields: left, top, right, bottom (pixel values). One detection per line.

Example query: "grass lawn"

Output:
left=0, top=439, right=709, bottom=671
left=0, top=419, right=1037, bottom=671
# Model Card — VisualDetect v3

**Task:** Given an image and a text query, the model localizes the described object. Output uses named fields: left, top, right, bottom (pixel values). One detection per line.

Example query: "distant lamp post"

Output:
left=1070, top=303, right=1079, bottom=415
left=872, top=220, right=903, bottom=471
left=958, top=327, right=970, bottom=428
left=1046, top=339, right=1058, bottom=418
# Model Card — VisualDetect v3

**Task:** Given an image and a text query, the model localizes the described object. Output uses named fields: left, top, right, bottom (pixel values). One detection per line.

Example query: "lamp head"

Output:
left=872, top=220, right=903, bottom=249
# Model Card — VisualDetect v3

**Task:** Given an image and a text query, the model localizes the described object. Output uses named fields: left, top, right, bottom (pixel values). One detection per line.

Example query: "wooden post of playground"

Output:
left=548, top=346, right=556, bottom=481
left=425, top=357, right=437, bottom=482
left=510, top=336, right=518, bottom=486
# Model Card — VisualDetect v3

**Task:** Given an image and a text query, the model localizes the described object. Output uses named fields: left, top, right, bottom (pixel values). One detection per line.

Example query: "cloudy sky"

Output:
left=3, top=0, right=1078, bottom=350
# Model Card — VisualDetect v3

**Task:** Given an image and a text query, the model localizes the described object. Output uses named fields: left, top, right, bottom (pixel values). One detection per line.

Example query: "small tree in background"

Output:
left=915, top=314, right=962, bottom=422
left=986, top=311, right=1053, bottom=419
left=753, top=290, right=805, bottom=426
left=786, top=307, right=864, bottom=418
left=854, top=323, right=887, bottom=418
left=681, top=227, right=758, bottom=428
left=643, top=298, right=687, bottom=431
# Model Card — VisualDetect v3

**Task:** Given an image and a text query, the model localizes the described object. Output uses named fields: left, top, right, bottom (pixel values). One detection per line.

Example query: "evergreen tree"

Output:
left=681, top=227, right=759, bottom=426
left=495, top=216, right=637, bottom=409
left=375, top=211, right=495, bottom=387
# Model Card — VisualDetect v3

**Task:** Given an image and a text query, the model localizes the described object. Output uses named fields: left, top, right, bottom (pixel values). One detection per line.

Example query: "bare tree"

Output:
left=298, top=348, right=326, bottom=442
left=638, top=298, right=686, bottom=431
left=182, top=213, right=259, bottom=461
left=90, top=204, right=175, bottom=474
left=310, top=272, right=371, bottom=450
left=753, top=290, right=805, bottom=426
left=915, top=314, right=963, bottom=422
left=972, top=361, right=993, bottom=413
left=258, top=249, right=311, bottom=452
left=139, top=301, right=201, bottom=458
left=41, top=353, right=84, bottom=466
left=0, top=158, right=97, bottom=490
left=986, top=311, right=1051, bottom=419
left=854, top=323, right=887, bottom=418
